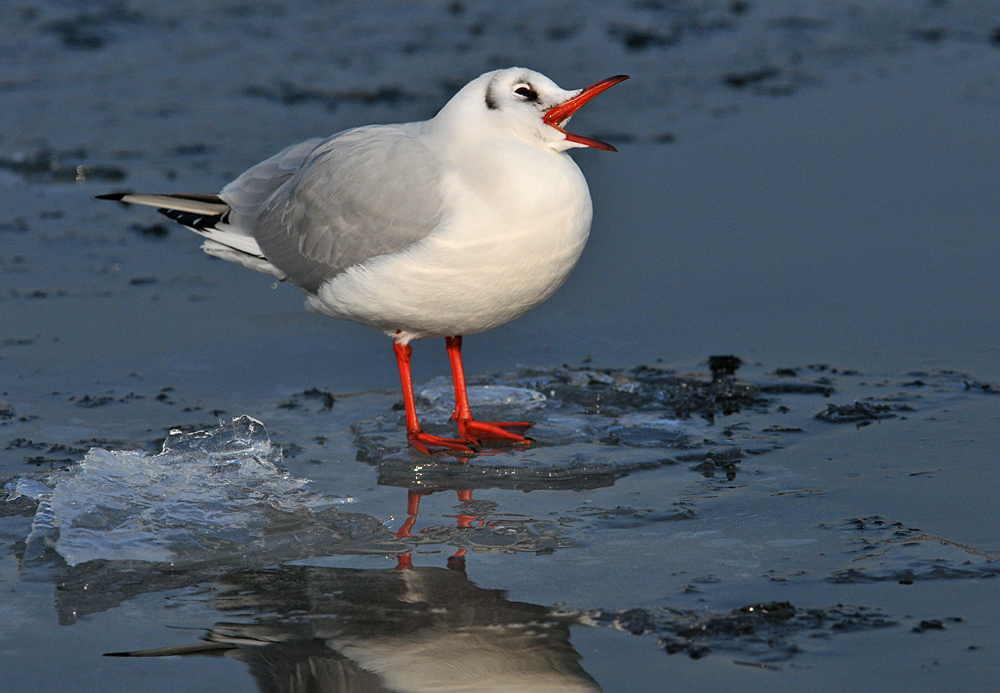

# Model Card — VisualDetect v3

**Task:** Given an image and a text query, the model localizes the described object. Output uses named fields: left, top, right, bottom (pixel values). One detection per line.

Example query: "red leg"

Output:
left=393, top=491, right=427, bottom=538
left=445, top=336, right=533, bottom=445
left=448, top=491, right=472, bottom=571
left=449, top=490, right=481, bottom=529
left=393, top=340, right=475, bottom=454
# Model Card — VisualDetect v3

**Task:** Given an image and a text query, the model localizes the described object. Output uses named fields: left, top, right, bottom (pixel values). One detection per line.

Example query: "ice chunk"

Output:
left=3, top=477, right=52, bottom=502
left=22, top=416, right=356, bottom=567
left=418, top=379, right=547, bottom=414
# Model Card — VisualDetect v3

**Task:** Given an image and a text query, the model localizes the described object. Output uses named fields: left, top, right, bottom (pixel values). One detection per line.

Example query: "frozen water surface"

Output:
left=7, top=417, right=365, bottom=568
left=2, top=0, right=1000, bottom=691
left=3, top=361, right=999, bottom=690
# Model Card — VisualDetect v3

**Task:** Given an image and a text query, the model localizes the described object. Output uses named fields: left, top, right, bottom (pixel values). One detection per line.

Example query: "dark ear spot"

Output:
left=485, top=83, right=499, bottom=110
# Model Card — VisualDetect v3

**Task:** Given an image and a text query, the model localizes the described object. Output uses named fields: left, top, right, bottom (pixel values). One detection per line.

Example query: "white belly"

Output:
left=309, top=149, right=592, bottom=342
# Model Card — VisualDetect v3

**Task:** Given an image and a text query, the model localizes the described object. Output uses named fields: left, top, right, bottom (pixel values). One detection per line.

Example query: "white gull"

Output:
left=99, top=67, right=628, bottom=454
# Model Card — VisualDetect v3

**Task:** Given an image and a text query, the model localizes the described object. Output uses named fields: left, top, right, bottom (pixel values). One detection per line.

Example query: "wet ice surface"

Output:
left=4, top=0, right=1000, bottom=691
left=3, top=361, right=1000, bottom=689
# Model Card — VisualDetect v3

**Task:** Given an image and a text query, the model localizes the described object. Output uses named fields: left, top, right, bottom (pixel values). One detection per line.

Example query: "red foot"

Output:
left=457, top=419, right=534, bottom=445
left=407, top=430, right=478, bottom=455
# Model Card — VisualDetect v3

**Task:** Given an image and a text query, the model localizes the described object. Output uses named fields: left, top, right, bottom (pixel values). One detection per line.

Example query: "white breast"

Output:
left=309, top=141, right=593, bottom=342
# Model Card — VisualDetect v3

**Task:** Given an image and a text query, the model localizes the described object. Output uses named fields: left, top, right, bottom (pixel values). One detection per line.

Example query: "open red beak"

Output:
left=543, top=75, right=630, bottom=151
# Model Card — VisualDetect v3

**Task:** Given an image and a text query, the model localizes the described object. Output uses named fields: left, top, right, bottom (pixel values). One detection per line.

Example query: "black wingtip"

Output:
left=95, top=192, right=130, bottom=202
left=158, top=207, right=224, bottom=231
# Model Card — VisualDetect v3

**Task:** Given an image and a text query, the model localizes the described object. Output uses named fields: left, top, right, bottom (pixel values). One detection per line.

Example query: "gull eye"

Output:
left=514, top=85, right=538, bottom=101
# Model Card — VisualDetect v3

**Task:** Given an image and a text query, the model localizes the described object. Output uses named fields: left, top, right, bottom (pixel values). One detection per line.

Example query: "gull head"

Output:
left=435, top=68, right=629, bottom=153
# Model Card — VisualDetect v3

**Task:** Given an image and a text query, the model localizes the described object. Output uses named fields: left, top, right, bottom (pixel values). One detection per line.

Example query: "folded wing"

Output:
left=235, top=124, right=445, bottom=293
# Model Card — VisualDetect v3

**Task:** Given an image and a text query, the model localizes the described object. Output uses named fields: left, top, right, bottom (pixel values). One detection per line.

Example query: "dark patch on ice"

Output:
left=759, top=379, right=835, bottom=396
left=173, top=143, right=213, bottom=156
left=824, top=515, right=1000, bottom=584
left=1, top=334, right=35, bottom=349
left=70, top=392, right=144, bottom=408
left=242, top=83, right=413, bottom=111
left=608, top=24, right=683, bottom=51
left=585, top=601, right=895, bottom=662
left=766, top=16, right=831, bottom=32
left=304, top=388, right=336, bottom=409
left=128, top=222, right=170, bottom=239
left=815, top=401, right=899, bottom=425
left=730, top=1, right=750, bottom=16
left=722, top=67, right=780, bottom=88
left=684, top=448, right=743, bottom=479
left=39, top=5, right=144, bottom=51
left=277, top=388, right=336, bottom=412
left=0, top=218, right=29, bottom=234
left=572, top=505, right=696, bottom=528
left=910, top=27, right=948, bottom=44
left=528, top=363, right=766, bottom=420
left=708, top=354, right=741, bottom=377
left=963, top=380, right=999, bottom=394
left=546, top=24, right=580, bottom=41
left=0, top=150, right=126, bottom=183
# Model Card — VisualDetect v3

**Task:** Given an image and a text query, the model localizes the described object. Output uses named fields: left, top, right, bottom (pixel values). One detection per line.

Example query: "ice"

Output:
left=14, top=417, right=356, bottom=567
left=418, top=379, right=548, bottom=412
left=353, top=364, right=766, bottom=484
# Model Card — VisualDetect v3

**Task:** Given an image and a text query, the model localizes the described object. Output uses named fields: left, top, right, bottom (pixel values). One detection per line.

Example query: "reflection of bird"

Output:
left=107, top=564, right=603, bottom=693
left=99, top=68, right=627, bottom=454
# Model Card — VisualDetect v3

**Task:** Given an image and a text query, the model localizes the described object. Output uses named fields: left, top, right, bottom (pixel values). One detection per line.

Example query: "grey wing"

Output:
left=243, top=124, right=444, bottom=293
left=221, top=137, right=325, bottom=231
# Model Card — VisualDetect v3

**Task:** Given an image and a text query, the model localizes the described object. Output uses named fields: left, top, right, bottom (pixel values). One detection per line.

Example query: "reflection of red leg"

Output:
left=452, top=514, right=479, bottom=529
left=396, top=553, right=413, bottom=571
left=445, top=336, right=533, bottom=445
left=394, top=514, right=419, bottom=539
left=395, top=490, right=430, bottom=538
left=394, top=340, right=475, bottom=454
left=408, top=489, right=428, bottom=515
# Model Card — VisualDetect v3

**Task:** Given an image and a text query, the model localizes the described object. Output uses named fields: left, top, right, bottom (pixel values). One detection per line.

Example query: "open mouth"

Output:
left=543, top=75, right=629, bottom=151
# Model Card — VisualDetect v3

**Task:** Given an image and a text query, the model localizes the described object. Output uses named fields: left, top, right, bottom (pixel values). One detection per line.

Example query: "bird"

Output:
left=98, top=67, right=629, bottom=455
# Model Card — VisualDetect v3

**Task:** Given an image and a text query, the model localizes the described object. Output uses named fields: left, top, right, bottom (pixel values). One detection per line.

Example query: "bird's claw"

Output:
left=407, top=431, right=479, bottom=456
left=407, top=421, right=533, bottom=454
left=458, top=420, right=534, bottom=446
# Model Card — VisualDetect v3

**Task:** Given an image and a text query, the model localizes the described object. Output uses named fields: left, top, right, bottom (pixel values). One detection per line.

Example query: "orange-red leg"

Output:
left=445, top=336, right=533, bottom=445
left=393, top=340, right=475, bottom=454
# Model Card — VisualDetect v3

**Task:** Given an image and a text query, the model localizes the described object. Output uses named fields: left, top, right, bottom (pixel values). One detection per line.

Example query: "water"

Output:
left=2, top=1, right=1000, bottom=691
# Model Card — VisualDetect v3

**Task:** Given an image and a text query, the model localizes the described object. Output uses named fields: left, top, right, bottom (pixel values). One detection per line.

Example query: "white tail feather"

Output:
left=111, top=193, right=229, bottom=215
